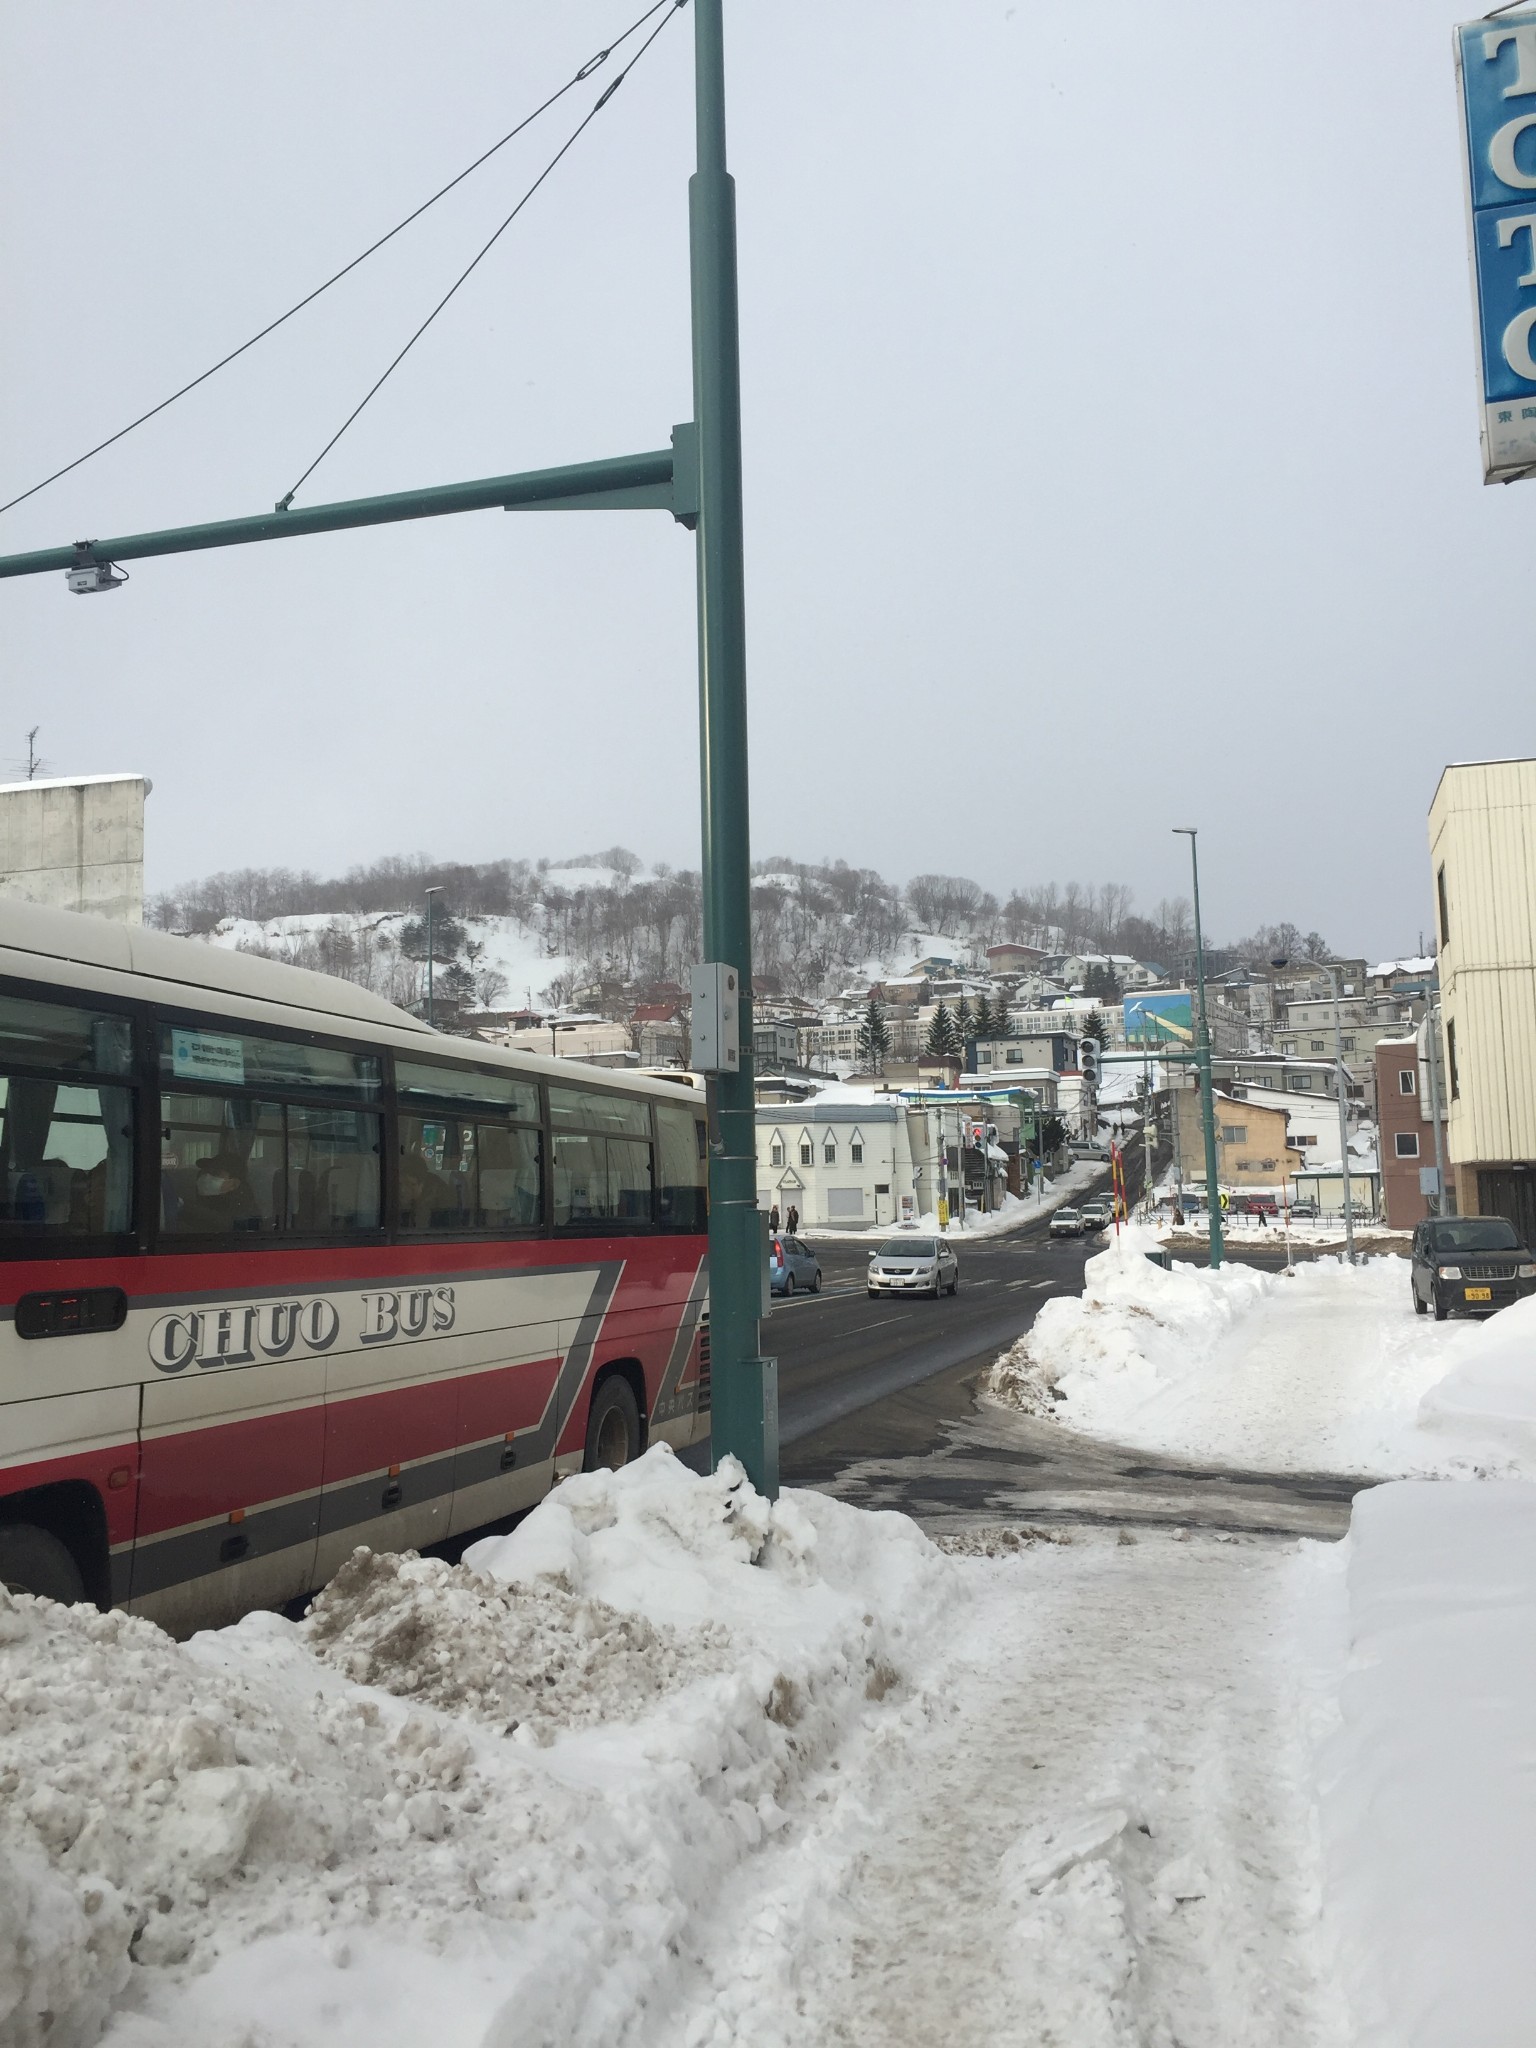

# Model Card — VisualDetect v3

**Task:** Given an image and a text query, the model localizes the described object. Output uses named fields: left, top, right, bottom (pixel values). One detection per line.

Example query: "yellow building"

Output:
left=1175, top=1086, right=1302, bottom=1193
left=1429, top=758, right=1536, bottom=1236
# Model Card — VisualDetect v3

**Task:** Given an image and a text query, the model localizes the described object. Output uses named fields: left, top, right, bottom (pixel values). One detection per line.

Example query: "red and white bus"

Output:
left=0, top=900, right=710, bottom=1632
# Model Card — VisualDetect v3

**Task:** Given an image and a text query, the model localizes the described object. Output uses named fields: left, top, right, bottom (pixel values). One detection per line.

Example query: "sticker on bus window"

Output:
left=171, top=1028, right=245, bottom=1086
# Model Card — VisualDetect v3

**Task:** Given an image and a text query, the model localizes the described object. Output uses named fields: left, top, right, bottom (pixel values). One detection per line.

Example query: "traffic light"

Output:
left=1078, top=1037, right=1100, bottom=1088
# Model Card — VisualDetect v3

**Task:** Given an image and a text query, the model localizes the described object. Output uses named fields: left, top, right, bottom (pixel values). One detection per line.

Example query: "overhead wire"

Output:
left=0, top=0, right=682, bottom=521
left=276, top=0, right=686, bottom=509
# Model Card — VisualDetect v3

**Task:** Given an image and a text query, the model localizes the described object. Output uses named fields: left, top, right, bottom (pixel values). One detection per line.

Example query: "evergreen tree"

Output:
left=856, top=996, right=892, bottom=1074
left=924, top=1001, right=962, bottom=1060
left=1078, top=1008, right=1107, bottom=1047
left=972, top=992, right=996, bottom=1039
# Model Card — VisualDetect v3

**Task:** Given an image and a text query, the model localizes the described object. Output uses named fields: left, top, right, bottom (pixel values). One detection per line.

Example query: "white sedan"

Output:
left=867, top=1236, right=959, bottom=1298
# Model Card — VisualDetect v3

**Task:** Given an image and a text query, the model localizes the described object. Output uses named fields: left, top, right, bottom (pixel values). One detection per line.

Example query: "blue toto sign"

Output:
left=1458, top=11, right=1536, bottom=479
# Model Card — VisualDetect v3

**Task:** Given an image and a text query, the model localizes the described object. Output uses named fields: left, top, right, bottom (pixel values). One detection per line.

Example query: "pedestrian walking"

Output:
left=787, top=1203, right=799, bottom=1234
left=770, top=1204, right=780, bottom=1233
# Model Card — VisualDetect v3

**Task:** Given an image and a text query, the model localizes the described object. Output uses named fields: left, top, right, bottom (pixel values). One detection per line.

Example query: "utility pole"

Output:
left=1329, top=966, right=1356, bottom=1264
left=424, top=886, right=443, bottom=1030
left=691, top=0, right=775, bottom=1495
left=1173, top=828, right=1224, bottom=1268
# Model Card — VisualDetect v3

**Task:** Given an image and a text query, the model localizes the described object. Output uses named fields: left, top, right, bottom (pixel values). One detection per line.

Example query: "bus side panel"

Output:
left=447, top=1343, right=563, bottom=1539
left=316, top=1351, right=461, bottom=1574
left=317, top=1263, right=606, bottom=1570
left=132, top=1358, right=324, bottom=1633
left=0, top=1387, right=140, bottom=1595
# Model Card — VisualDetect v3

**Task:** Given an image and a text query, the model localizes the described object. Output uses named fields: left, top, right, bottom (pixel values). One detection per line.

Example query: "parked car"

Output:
left=1050, top=1207, right=1085, bottom=1238
left=1410, top=1215, right=1536, bottom=1321
left=1289, top=1200, right=1319, bottom=1219
left=1078, top=1202, right=1112, bottom=1232
left=867, top=1235, right=959, bottom=1298
left=768, top=1234, right=821, bottom=1297
left=1239, top=1194, right=1279, bottom=1218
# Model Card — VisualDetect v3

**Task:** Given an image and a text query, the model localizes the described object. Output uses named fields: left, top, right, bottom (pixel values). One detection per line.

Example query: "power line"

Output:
left=276, top=0, right=687, bottom=510
left=0, top=0, right=679, bottom=521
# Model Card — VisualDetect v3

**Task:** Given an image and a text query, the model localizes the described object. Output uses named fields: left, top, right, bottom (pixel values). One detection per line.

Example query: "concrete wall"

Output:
left=0, top=774, right=148, bottom=924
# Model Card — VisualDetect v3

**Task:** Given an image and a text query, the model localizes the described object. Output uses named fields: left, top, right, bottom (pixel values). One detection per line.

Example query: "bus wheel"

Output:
left=0, top=1523, right=85, bottom=1604
left=584, top=1377, right=642, bottom=1473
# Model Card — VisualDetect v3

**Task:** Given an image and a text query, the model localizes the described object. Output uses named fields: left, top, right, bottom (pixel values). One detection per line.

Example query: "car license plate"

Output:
left=1465, top=1286, right=1492, bottom=1302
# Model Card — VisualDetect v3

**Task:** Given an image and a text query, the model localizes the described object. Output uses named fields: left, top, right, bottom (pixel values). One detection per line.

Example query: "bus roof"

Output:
left=0, top=899, right=700, bottom=1103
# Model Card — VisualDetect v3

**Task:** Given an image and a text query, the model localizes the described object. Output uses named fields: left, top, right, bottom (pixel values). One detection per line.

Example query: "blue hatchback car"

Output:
left=768, top=1233, right=822, bottom=1297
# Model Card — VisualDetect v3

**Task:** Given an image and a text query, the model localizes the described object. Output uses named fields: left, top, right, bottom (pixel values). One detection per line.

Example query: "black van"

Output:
left=1410, top=1215, right=1536, bottom=1320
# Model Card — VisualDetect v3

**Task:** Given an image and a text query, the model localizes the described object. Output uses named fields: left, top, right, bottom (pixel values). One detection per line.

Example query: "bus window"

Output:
left=159, top=1024, right=381, bottom=1099
left=288, top=1104, right=381, bottom=1232
left=655, top=1101, right=708, bottom=1231
left=548, top=1085, right=651, bottom=1138
left=0, top=1077, right=134, bottom=1236
left=399, top=1116, right=541, bottom=1232
left=476, top=1124, right=541, bottom=1229
left=160, top=1096, right=282, bottom=1235
left=0, top=993, right=136, bottom=1241
left=160, top=1094, right=381, bottom=1237
left=552, top=1131, right=653, bottom=1229
left=396, top=1058, right=538, bottom=1120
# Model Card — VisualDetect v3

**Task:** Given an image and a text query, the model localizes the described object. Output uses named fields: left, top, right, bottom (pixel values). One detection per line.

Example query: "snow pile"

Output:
left=0, top=1450, right=952, bottom=2048
left=1309, top=1479, right=1536, bottom=2045
left=988, top=1228, right=1530, bottom=1476
left=1416, top=1291, right=1536, bottom=1463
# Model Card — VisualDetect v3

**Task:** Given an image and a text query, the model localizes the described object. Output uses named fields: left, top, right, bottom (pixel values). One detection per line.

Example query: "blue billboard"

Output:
left=1122, top=992, right=1193, bottom=1047
left=1458, top=14, right=1536, bottom=478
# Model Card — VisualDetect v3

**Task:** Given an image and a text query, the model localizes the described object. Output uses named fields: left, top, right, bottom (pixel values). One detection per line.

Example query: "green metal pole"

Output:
left=692, top=0, right=775, bottom=1494
left=1176, top=827, right=1224, bottom=1268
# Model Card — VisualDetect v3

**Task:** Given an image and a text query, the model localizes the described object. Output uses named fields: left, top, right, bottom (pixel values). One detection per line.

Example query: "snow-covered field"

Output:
left=989, top=1226, right=1536, bottom=1477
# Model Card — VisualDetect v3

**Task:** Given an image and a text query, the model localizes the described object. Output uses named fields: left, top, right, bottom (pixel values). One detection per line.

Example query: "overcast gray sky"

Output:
left=0, top=2, right=1520, bottom=955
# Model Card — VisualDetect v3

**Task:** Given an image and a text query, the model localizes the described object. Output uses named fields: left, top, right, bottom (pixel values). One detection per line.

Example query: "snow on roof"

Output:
left=1371, top=957, right=1435, bottom=977
left=0, top=772, right=150, bottom=794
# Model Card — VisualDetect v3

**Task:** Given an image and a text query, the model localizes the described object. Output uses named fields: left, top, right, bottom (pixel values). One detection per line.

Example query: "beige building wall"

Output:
left=1429, top=760, right=1536, bottom=1221
left=0, top=774, right=149, bottom=924
left=1176, top=1088, right=1301, bottom=1191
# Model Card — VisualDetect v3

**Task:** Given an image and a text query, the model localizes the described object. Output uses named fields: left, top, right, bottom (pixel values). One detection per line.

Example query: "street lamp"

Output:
left=423, top=886, right=443, bottom=1030
left=1172, top=828, right=1224, bottom=1269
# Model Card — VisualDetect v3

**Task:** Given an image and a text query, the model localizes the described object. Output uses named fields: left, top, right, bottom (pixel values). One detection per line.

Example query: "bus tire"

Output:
left=0, top=1523, right=86, bottom=1604
left=584, top=1376, right=642, bottom=1473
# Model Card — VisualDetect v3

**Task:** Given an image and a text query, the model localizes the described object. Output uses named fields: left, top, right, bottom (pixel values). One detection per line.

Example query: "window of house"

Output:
left=1293, top=1133, right=1316, bottom=1148
left=1341, top=1037, right=1356, bottom=1052
left=824, top=1140, right=837, bottom=1165
left=1310, top=1039, right=1326, bottom=1052
left=1447, top=1018, right=1460, bottom=1099
left=1220, top=1125, right=1247, bottom=1144
left=851, top=1141, right=864, bottom=1164
left=770, top=1135, right=784, bottom=1165
left=1437, top=862, right=1450, bottom=949
left=800, top=1142, right=813, bottom=1166
left=1398, top=1069, right=1416, bottom=1096
left=1395, top=1131, right=1420, bottom=1158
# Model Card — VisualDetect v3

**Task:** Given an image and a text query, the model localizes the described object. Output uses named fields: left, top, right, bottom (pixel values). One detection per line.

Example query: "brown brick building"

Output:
left=1376, top=1033, right=1434, bottom=1228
